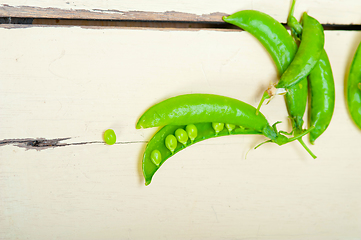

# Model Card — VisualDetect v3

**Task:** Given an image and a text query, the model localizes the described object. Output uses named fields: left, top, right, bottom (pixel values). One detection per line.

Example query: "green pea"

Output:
left=186, top=124, right=197, bottom=143
left=225, top=123, right=236, bottom=133
left=150, top=150, right=162, bottom=167
left=165, top=134, right=177, bottom=154
left=212, top=122, right=224, bottom=135
left=175, top=128, right=188, bottom=146
left=103, top=129, right=116, bottom=145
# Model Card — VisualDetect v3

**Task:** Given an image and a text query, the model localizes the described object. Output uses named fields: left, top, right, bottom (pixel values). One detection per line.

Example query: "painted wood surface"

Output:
left=1, top=0, right=361, bottom=24
left=1, top=25, right=361, bottom=239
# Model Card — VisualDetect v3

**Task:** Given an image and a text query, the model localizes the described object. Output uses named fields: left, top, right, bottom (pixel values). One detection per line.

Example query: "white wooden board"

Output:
left=1, top=25, right=361, bottom=239
left=1, top=0, right=361, bottom=24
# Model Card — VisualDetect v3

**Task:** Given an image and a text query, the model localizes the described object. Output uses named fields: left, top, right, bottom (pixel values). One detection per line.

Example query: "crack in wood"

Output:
left=0, top=137, right=147, bottom=150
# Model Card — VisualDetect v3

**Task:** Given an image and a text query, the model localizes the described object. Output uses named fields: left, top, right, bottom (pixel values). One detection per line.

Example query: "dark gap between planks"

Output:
left=1, top=17, right=361, bottom=31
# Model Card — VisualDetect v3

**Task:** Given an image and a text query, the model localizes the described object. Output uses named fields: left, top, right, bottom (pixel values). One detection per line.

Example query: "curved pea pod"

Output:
left=308, top=50, right=335, bottom=143
left=136, top=93, right=316, bottom=158
left=136, top=94, right=269, bottom=132
left=223, top=10, right=297, bottom=74
left=277, top=12, right=324, bottom=89
left=142, top=123, right=262, bottom=185
left=346, top=41, right=361, bottom=129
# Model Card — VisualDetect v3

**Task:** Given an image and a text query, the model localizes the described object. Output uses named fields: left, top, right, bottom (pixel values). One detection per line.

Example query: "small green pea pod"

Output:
left=346, top=41, right=361, bottom=129
left=142, top=123, right=262, bottom=185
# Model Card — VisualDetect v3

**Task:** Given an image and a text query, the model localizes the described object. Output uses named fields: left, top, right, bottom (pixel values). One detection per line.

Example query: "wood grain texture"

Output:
left=1, top=0, right=361, bottom=25
left=1, top=25, right=361, bottom=239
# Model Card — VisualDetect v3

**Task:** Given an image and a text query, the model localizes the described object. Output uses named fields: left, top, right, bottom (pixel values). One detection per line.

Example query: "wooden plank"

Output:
left=1, top=25, right=361, bottom=239
left=1, top=0, right=361, bottom=25
left=0, top=4, right=225, bottom=23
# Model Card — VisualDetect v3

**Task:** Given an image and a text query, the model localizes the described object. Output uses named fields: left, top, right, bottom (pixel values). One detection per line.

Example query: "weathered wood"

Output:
left=1, top=0, right=361, bottom=25
left=0, top=5, right=226, bottom=22
left=1, top=25, right=361, bottom=239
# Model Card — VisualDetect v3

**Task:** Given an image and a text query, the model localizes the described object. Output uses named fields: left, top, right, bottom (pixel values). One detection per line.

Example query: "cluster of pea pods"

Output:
left=136, top=0, right=360, bottom=186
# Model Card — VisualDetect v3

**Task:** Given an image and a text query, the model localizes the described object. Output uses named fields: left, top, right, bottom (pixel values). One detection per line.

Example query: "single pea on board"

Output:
left=103, top=129, right=117, bottom=145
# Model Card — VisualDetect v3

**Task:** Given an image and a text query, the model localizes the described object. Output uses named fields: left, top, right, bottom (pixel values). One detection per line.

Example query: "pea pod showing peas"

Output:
left=137, top=94, right=314, bottom=152
left=346, top=41, right=361, bottom=129
left=143, top=123, right=261, bottom=185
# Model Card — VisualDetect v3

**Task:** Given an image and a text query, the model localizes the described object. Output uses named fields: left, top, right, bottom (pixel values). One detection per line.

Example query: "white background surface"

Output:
left=1, top=1, right=361, bottom=239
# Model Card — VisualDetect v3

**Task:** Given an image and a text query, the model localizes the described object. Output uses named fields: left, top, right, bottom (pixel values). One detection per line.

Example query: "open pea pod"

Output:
left=143, top=123, right=261, bottom=185
left=137, top=93, right=316, bottom=185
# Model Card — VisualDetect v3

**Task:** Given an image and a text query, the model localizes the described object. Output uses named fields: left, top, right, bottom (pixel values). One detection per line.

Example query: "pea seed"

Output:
left=165, top=134, right=177, bottom=154
left=212, top=122, right=224, bottom=135
left=103, top=129, right=116, bottom=145
left=186, top=124, right=197, bottom=143
left=150, top=149, right=162, bottom=167
left=225, top=123, right=236, bottom=133
left=175, top=128, right=188, bottom=146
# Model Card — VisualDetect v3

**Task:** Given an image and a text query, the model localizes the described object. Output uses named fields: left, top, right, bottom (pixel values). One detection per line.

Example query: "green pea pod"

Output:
left=308, top=50, right=335, bottom=143
left=143, top=123, right=261, bottom=185
left=136, top=94, right=315, bottom=152
left=223, top=10, right=297, bottom=74
left=223, top=9, right=314, bottom=158
left=136, top=94, right=269, bottom=132
left=287, top=0, right=335, bottom=144
left=277, top=12, right=324, bottom=89
left=346, top=41, right=361, bottom=129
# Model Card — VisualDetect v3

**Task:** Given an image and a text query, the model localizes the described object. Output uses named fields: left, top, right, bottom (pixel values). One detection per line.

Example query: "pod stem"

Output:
left=291, top=126, right=317, bottom=159
left=287, top=0, right=303, bottom=39
left=254, top=140, right=272, bottom=149
left=288, top=126, right=314, bottom=142
left=288, top=0, right=297, bottom=23
left=256, top=91, right=270, bottom=114
left=297, top=137, right=317, bottom=159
